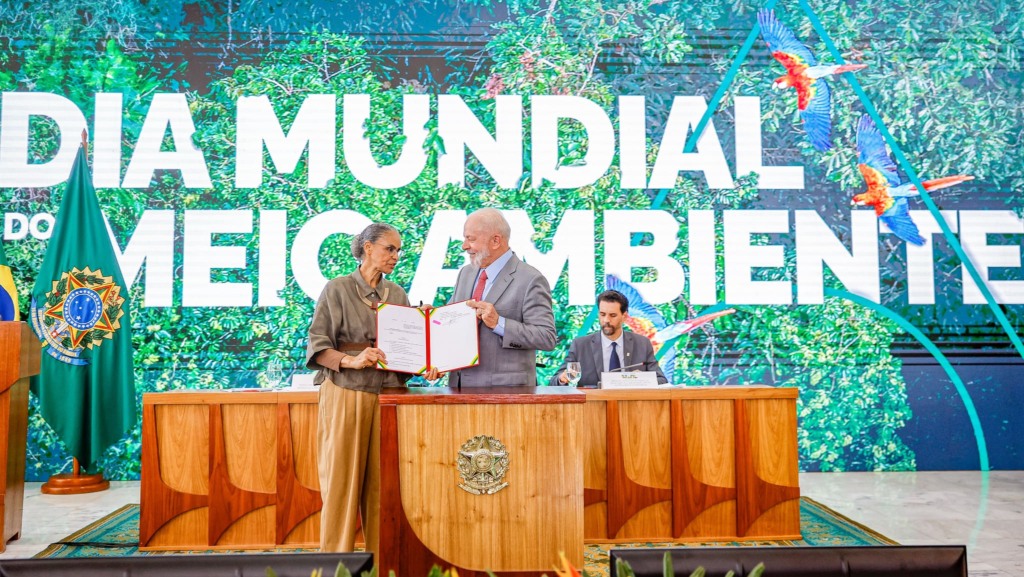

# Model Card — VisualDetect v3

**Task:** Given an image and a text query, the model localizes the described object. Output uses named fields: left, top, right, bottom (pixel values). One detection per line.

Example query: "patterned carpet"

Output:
left=36, top=497, right=896, bottom=575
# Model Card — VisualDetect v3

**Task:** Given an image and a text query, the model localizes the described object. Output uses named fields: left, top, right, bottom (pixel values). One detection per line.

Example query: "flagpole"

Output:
left=39, top=130, right=111, bottom=495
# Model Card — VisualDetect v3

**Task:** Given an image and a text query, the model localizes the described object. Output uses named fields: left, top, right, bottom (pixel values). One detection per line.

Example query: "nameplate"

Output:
left=289, top=373, right=317, bottom=389
left=600, top=371, right=660, bottom=389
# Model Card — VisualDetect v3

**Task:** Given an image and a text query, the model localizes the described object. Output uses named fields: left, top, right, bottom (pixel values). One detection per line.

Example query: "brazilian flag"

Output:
left=30, top=145, right=136, bottom=470
left=0, top=239, right=18, bottom=321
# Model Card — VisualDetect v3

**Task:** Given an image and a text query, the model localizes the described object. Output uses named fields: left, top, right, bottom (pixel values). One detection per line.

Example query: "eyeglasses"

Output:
left=374, top=243, right=403, bottom=257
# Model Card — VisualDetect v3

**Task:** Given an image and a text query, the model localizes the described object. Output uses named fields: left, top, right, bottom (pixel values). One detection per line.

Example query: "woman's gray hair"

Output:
left=351, top=222, right=399, bottom=262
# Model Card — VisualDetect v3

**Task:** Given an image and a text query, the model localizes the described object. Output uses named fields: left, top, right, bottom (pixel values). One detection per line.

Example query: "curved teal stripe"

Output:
left=825, top=288, right=989, bottom=471
left=827, top=288, right=991, bottom=549
left=799, top=0, right=1024, bottom=362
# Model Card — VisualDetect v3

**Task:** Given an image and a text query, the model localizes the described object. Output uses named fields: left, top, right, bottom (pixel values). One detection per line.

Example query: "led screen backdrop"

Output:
left=1, top=0, right=1022, bottom=480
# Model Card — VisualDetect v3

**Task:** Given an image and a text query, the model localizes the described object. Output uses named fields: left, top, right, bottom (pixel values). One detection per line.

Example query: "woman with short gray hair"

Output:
left=305, top=221, right=409, bottom=553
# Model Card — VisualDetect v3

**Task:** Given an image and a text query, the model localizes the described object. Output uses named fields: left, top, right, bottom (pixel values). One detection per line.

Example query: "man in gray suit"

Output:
left=427, top=208, right=556, bottom=387
left=550, top=289, right=668, bottom=387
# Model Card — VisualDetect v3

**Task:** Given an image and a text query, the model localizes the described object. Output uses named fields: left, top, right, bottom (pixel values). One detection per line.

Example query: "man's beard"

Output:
left=601, top=323, right=616, bottom=336
left=470, top=247, right=491, bottom=268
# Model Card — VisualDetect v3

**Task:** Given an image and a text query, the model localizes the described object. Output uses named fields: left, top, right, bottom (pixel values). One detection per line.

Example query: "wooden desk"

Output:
left=139, top=385, right=797, bottom=552
left=582, top=386, right=800, bottom=542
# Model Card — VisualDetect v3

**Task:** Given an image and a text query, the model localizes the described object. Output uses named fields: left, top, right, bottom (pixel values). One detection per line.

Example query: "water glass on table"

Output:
left=565, top=361, right=582, bottom=388
left=265, top=358, right=285, bottom=389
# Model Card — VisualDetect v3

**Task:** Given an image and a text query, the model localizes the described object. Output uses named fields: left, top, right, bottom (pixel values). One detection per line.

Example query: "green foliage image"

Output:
left=3, top=0, right=1022, bottom=480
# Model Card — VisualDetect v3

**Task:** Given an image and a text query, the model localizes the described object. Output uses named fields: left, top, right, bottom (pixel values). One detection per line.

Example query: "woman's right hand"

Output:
left=348, top=347, right=386, bottom=370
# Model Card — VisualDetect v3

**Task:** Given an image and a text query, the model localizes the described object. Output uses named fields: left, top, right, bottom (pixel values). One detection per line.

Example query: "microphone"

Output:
left=609, top=362, right=646, bottom=373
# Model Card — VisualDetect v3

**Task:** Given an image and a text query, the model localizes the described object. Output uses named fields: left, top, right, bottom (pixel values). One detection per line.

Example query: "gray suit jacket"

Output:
left=549, top=330, right=668, bottom=387
left=448, top=253, right=556, bottom=387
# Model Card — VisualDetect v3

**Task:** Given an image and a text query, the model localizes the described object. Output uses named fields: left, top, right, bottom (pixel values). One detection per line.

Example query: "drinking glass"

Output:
left=265, top=358, right=285, bottom=389
left=565, top=361, right=582, bottom=387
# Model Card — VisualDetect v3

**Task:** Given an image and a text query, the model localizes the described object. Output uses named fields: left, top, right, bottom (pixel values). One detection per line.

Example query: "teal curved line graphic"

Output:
left=826, top=288, right=990, bottom=549
left=680, top=0, right=1024, bottom=362
left=798, top=0, right=1024, bottom=363
left=824, top=288, right=989, bottom=471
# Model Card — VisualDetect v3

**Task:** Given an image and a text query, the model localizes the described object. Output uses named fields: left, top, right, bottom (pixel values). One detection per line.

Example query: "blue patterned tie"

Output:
left=609, top=342, right=621, bottom=371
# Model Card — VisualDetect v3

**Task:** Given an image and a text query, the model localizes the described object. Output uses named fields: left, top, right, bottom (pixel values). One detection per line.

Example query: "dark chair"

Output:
left=0, top=552, right=372, bottom=577
left=610, top=545, right=968, bottom=577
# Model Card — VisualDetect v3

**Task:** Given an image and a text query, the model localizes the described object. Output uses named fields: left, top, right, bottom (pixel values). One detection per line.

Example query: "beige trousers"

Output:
left=317, top=380, right=381, bottom=553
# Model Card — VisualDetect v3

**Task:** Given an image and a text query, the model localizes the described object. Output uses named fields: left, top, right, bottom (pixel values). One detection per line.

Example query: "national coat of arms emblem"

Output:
left=457, top=435, right=510, bottom=495
left=30, top=267, right=126, bottom=366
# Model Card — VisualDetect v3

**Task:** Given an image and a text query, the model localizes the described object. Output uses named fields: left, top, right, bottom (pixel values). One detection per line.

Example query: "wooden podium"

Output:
left=376, top=386, right=585, bottom=577
left=0, top=322, right=39, bottom=552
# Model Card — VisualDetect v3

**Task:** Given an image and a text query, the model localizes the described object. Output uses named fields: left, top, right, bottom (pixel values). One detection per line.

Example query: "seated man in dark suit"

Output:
left=550, top=290, right=668, bottom=387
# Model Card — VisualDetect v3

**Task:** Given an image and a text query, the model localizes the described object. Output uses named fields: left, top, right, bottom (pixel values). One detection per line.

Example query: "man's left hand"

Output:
left=467, top=299, right=499, bottom=329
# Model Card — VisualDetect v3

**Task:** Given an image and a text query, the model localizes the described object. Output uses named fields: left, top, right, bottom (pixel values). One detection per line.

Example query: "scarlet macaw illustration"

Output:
left=758, top=9, right=867, bottom=151
left=853, top=114, right=973, bottom=246
left=605, top=275, right=735, bottom=384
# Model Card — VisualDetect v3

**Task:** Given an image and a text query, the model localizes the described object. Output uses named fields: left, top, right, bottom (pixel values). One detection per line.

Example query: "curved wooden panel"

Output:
left=208, top=404, right=276, bottom=545
left=671, top=399, right=735, bottom=538
left=618, top=501, right=672, bottom=540
left=582, top=388, right=798, bottom=543
left=221, top=404, right=276, bottom=492
left=618, top=401, right=671, bottom=488
left=677, top=500, right=736, bottom=540
left=156, top=405, right=209, bottom=494
left=745, top=499, right=801, bottom=539
left=277, top=402, right=322, bottom=544
left=289, top=403, right=320, bottom=489
left=216, top=505, right=275, bottom=546
left=606, top=400, right=671, bottom=538
left=682, top=400, right=734, bottom=487
left=142, top=392, right=324, bottom=549
left=734, top=399, right=800, bottom=537
left=583, top=502, right=608, bottom=541
left=749, top=399, right=799, bottom=486
left=583, top=400, right=607, bottom=491
left=145, top=507, right=209, bottom=549
left=139, top=404, right=209, bottom=547
left=282, top=511, right=321, bottom=545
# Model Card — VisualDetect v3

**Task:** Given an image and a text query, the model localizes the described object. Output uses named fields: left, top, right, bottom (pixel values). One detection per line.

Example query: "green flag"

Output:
left=30, top=144, right=136, bottom=470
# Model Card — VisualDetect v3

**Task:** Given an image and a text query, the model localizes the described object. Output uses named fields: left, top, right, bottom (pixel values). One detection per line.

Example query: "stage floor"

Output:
left=0, top=471, right=1020, bottom=576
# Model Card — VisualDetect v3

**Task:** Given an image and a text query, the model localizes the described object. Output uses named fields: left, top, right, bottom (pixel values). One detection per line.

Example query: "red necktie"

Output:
left=472, top=270, right=488, bottom=301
